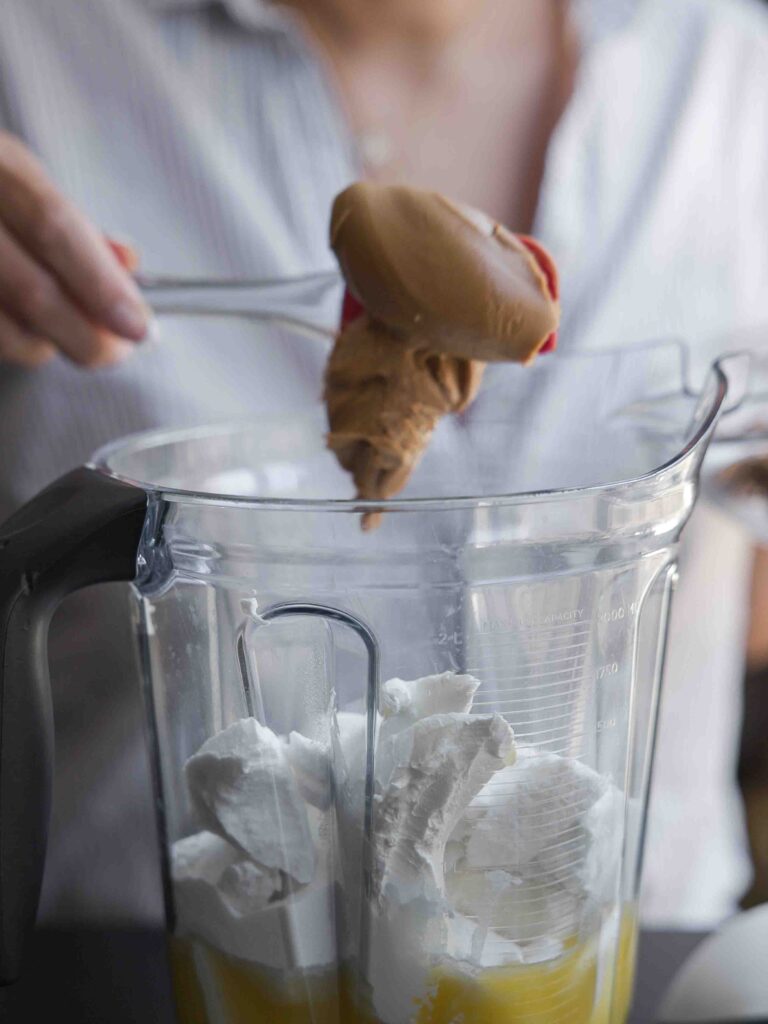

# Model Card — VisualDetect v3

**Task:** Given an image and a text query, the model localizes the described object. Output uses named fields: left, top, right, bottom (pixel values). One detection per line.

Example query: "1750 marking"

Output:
left=596, top=662, right=619, bottom=681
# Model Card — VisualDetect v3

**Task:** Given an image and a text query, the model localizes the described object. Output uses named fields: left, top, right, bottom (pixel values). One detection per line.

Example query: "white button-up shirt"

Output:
left=2, top=0, right=768, bottom=928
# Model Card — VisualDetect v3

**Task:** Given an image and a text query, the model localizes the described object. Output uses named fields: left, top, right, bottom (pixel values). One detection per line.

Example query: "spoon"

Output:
left=136, top=270, right=343, bottom=341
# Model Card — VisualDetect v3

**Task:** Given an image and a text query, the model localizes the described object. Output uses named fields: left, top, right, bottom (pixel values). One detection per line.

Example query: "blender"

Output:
left=0, top=292, right=735, bottom=1023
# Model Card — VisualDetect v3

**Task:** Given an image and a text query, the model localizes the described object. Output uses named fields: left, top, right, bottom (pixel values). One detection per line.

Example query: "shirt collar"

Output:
left=142, top=0, right=292, bottom=33
left=144, top=0, right=641, bottom=44
left=573, top=0, right=641, bottom=49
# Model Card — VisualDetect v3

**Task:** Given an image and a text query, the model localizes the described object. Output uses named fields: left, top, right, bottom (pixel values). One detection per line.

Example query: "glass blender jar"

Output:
left=0, top=294, right=732, bottom=1024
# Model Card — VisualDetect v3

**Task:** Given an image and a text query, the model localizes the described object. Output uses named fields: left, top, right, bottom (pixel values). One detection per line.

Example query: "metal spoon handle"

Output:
left=136, top=270, right=343, bottom=340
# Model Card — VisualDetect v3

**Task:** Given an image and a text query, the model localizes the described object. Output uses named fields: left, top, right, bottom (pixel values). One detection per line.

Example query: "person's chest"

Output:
left=1, top=0, right=767, bottom=511
left=326, top=4, right=574, bottom=232
left=2, top=0, right=766, bottom=348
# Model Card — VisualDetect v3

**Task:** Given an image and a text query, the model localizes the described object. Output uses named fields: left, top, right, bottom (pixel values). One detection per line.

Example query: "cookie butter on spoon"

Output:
left=324, top=182, right=560, bottom=528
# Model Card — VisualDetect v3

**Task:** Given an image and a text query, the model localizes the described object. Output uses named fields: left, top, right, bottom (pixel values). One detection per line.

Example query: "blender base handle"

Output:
left=0, top=467, right=147, bottom=985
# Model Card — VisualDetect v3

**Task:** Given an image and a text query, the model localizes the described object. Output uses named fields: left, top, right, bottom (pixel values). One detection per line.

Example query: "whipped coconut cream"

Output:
left=379, top=671, right=479, bottom=725
left=372, top=672, right=515, bottom=905
left=172, top=670, right=623, bottom=1023
left=445, top=748, right=624, bottom=953
left=172, top=830, right=335, bottom=969
left=373, top=712, right=514, bottom=903
left=185, top=718, right=318, bottom=884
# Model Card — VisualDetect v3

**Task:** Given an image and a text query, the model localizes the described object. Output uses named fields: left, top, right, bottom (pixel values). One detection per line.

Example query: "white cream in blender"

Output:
left=173, top=717, right=336, bottom=972
left=170, top=671, right=625, bottom=1024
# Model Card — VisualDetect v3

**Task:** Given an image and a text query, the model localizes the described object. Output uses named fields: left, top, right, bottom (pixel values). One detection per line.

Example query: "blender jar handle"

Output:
left=0, top=467, right=147, bottom=984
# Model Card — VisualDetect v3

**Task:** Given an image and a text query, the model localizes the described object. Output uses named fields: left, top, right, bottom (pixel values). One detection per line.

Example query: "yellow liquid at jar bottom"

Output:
left=170, top=912, right=638, bottom=1024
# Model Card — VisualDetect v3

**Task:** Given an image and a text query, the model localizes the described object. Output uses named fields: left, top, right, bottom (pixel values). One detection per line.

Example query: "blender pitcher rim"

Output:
left=89, top=361, right=729, bottom=513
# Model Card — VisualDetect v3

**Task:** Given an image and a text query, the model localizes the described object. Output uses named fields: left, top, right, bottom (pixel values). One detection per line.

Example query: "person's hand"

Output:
left=0, top=131, right=150, bottom=368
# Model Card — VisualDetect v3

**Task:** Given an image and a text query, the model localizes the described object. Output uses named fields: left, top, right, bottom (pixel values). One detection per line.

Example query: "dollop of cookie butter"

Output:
left=324, top=183, right=560, bottom=527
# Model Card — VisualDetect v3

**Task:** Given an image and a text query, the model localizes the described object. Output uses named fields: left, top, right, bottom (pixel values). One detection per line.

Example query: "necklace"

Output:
left=355, top=128, right=396, bottom=174
left=348, top=1, right=575, bottom=185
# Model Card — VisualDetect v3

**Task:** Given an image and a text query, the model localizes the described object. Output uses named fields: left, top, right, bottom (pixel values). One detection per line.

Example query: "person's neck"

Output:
left=282, top=0, right=485, bottom=55
left=285, top=0, right=576, bottom=228
left=291, top=0, right=563, bottom=113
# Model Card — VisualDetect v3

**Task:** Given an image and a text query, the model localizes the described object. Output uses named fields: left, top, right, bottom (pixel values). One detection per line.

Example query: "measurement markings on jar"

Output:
left=597, top=601, right=640, bottom=623
left=466, top=618, right=592, bottom=762
left=465, top=648, right=587, bottom=675
left=471, top=679, right=582, bottom=698
left=469, top=649, right=587, bottom=674
left=475, top=616, right=593, bottom=637
left=467, top=632, right=591, bottom=655
left=596, top=662, right=620, bottom=681
left=472, top=693, right=583, bottom=713
left=475, top=710, right=583, bottom=736
left=597, top=718, right=617, bottom=732
left=467, top=779, right=596, bottom=805
left=508, top=719, right=587, bottom=741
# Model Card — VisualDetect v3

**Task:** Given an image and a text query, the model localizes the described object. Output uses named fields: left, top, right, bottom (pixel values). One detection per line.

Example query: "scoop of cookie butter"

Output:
left=324, top=182, right=560, bottom=528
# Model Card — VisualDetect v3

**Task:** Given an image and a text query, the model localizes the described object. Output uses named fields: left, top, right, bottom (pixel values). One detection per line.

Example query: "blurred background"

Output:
left=0, top=0, right=766, bottom=943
